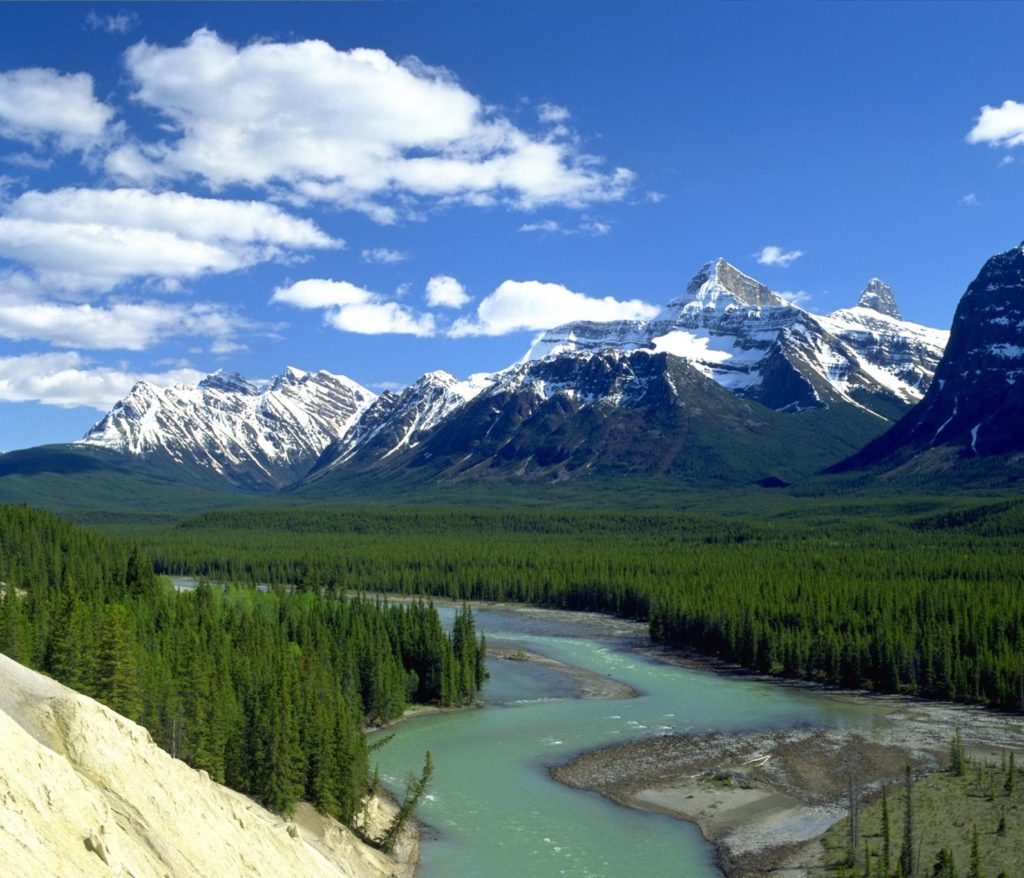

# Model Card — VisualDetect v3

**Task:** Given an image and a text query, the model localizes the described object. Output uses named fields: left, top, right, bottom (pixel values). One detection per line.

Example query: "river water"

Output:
left=371, top=606, right=872, bottom=878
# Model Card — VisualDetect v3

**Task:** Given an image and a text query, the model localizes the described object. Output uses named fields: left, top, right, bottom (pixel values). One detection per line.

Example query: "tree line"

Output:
left=0, top=503, right=484, bottom=821
left=123, top=501, right=1024, bottom=710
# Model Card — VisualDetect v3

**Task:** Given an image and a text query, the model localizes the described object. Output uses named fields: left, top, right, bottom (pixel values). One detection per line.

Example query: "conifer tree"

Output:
left=96, top=603, right=142, bottom=722
left=881, top=784, right=892, bottom=876
left=950, top=729, right=966, bottom=776
left=900, top=765, right=915, bottom=878
left=968, top=826, right=982, bottom=878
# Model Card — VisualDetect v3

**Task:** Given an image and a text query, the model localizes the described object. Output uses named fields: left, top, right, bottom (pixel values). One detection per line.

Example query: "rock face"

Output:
left=309, top=370, right=493, bottom=479
left=0, top=653, right=413, bottom=878
left=857, top=278, right=902, bottom=319
left=837, top=243, right=1024, bottom=466
left=304, top=348, right=895, bottom=491
left=78, top=367, right=374, bottom=489
left=525, top=259, right=947, bottom=416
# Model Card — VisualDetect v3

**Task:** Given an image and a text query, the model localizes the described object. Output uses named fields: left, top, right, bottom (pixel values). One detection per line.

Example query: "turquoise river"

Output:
left=371, top=605, right=872, bottom=878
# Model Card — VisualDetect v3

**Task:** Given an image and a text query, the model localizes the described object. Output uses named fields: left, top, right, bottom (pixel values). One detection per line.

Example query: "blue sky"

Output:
left=1, top=1, right=1022, bottom=450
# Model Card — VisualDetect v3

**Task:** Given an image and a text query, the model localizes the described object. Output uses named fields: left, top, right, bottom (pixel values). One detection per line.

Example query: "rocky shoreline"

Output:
left=550, top=648, right=1024, bottom=878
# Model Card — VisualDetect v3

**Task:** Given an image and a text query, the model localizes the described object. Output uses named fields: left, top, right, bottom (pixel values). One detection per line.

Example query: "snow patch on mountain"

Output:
left=525, top=260, right=948, bottom=414
left=78, top=367, right=374, bottom=486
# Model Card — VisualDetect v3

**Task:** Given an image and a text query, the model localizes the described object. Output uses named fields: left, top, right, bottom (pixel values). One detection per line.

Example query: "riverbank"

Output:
left=551, top=660, right=1024, bottom=878
left=488, top=644, right=638, bottom=700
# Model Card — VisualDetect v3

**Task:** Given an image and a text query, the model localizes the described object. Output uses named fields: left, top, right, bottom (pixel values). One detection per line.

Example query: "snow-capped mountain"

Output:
left=838, top=242, right=1024, bottom=468
left=306, top=260, right=947, bottom=485
left=307, top=370, right=494, bottom=478
left=73, top=259, right=949, bottom=492
left=78, top=367, right=374, bottom=489
left=526, top=259, right=947, bottom=417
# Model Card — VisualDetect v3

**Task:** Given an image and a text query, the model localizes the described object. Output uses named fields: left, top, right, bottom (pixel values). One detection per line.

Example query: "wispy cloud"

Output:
left=960, top=192, right=979, bottom=207
left=777, top=289, right=811, bottom=307
left=85, top=10, right=139, bottom=34
left=519, top=217, right=611, bottom=236
left=361, top=247, right=408, bottom=264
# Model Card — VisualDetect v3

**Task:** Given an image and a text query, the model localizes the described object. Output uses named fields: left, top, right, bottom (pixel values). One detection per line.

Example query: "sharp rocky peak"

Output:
left=670, top=258, right=786, bottom=310
left=198, top=370, right=259, bottom=395
left=857, top=279, right=901, bottom=320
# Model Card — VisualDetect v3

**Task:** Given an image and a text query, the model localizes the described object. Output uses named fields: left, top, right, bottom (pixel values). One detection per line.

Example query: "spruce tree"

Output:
left=900, top=765, right=915, bottom=878
left=968, top=825, right=982, bottom=878
left=881, top=784, right=892, bottom=877
left=950, top=729, right=966, bottom=776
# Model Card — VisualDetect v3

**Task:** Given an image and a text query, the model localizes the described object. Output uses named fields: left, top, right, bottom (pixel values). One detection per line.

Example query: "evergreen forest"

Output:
left=121, top=499, right=1024, bottom=710
left=0, top=504, right=484, bottom=821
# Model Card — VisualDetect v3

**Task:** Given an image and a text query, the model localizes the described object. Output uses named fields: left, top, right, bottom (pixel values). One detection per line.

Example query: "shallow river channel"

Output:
left=370, top=605, right=875, bottom=878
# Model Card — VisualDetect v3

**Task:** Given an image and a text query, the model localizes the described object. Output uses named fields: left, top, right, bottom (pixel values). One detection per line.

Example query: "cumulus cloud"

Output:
left=0, top=67, right=114, bottom=149
left=106, top=30, right=633, bottom=218
left=271, top=278, right=436, bottom=336
left=0, top=351, right=202, bottom=409
left=755, top=245, right=803, bottom=267
left=960, top=192, right=979, bottom=206
left=0, top=187, right=339, bottom=292
left=425, top=274, right=469, bottom=308
left=967, top=99, right=1024, bottom=148
left=0, top=292, right=251, bottom=351
left=449, top=280, right=658, bottom=337
left=361, top=247, right=408, bottom=264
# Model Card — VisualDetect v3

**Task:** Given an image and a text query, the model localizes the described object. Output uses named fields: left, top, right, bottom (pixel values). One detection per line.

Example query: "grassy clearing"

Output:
left=822, top=757, right=1024, bottom=877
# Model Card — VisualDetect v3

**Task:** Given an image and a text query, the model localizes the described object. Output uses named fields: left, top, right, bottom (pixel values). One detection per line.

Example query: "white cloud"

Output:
left=644, top=191, right=666, bottom=203
left=519, top=219, right=563, bottom=234
left=271, top=278, right=436, bottom=336
left=108, top=30, right=633, bottom=217
left=967, top=99, right=1024, bottom=148
left=755, top=245, right=803, bottom=267
left=425, top=274, right=469, bottom=308
left=361, top=247, right=408, bottom=264
left=0, top=291, right=250, bottom=351
left=960, top=192, right=979, bottom=206
left=2, top=151, right=52, bottom=170
left=538, top=103, right=570, bottom=124
left=449, top=279, right=658, bottom=337
left=85, top=10, right=139, bottom=34
left=1000, top=155, right=1015, bottom=166
left=0, top=351, right=202, bottom=409
left=0, top=68, right=114, bottom=149
left=0, top=187, right=339, bottom=292
left=776, top=289, right=811, bottom=307
left=519, top=217, right=610, bottom=236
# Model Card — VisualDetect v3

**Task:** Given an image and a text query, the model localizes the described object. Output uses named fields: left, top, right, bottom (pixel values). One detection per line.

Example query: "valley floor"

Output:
left=550, top=648, right=1024, bottom=877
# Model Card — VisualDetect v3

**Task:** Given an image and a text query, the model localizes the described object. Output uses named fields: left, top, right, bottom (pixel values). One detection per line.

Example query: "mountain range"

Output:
left=5, top=245, right=1024, bottom=511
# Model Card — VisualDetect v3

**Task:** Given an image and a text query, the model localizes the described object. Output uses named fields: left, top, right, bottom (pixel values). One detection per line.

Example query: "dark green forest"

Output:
left=122, top=499, right=1024, bottom=711
left=0, top=504, right=484, bottom=821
